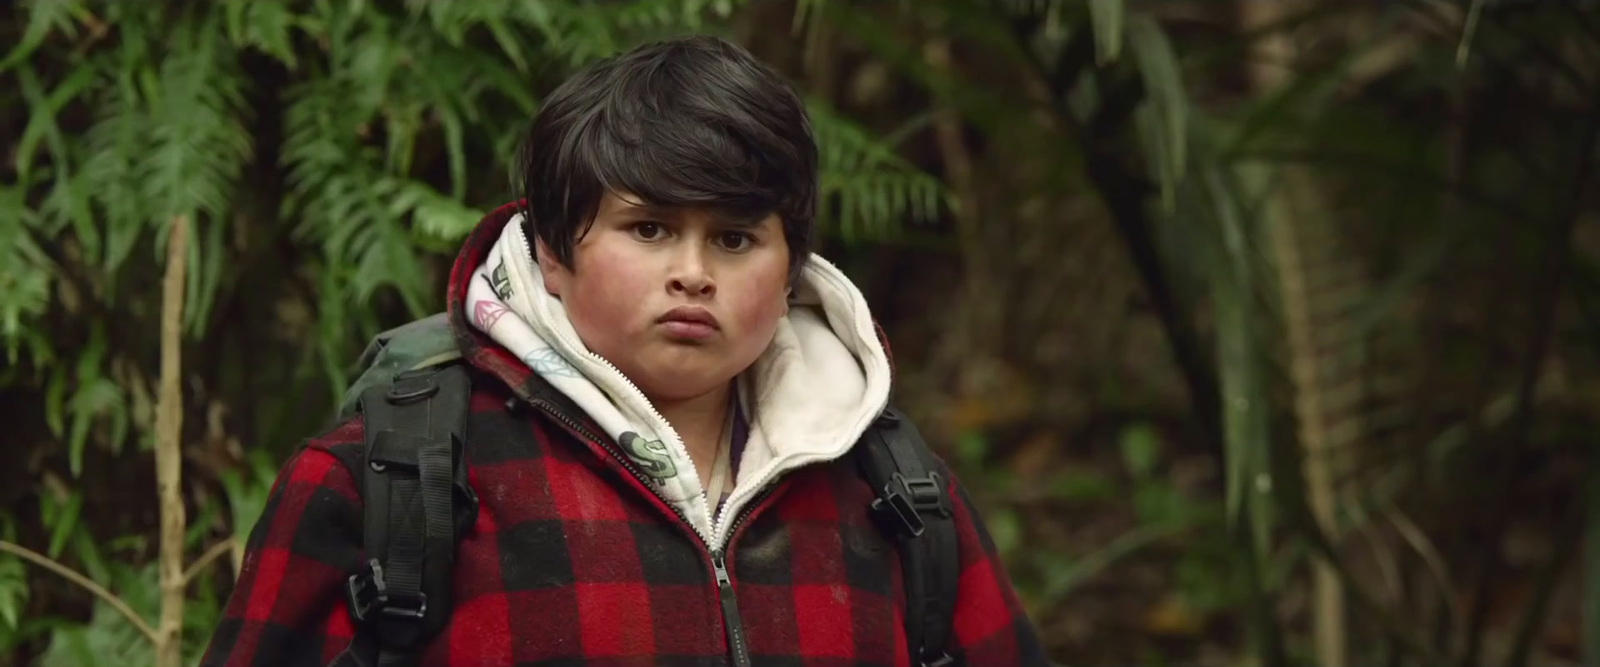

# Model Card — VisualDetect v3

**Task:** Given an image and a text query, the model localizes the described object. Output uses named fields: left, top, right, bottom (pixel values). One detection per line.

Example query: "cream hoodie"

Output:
left=465, top=215, right=893, bottom=551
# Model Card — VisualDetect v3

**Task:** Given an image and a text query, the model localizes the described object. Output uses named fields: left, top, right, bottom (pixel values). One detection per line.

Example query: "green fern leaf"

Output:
left=809, top=102, right=944, bottom=241
left=82, top=71, right=149, bottom=271
left=0, top=188, right=54, bottom=359
left=0, top=516, right=26, bottom=632
left=0, top=0, right=86, bottom=72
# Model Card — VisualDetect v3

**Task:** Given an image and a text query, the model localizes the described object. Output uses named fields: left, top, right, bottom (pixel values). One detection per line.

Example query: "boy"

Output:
left=202, top=35, right=1047, bottom=666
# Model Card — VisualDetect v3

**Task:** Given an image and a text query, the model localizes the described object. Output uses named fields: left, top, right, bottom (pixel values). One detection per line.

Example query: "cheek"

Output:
left=727, top=264, right=791, bottom=343
left=565, top=243, right=657, bottom=337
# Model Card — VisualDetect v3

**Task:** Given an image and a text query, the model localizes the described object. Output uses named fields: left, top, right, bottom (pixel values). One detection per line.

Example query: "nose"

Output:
left=668, top=247, right=716, bottom=297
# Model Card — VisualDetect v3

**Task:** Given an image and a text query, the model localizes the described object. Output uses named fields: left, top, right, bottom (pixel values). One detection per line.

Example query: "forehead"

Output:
left=599, top=191, right=777, bottom=228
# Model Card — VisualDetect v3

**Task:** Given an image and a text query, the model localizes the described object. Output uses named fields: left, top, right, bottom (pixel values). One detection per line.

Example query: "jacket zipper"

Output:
left=528, top=398, right=699, bottom=530
left=528, top=397, right=782, bottom=666
left=705, top=482, right=781, bottom=667
left=709, top=550, right=750, bottom=667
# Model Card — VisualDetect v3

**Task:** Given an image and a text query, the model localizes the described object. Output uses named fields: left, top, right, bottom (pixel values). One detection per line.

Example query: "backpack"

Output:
left=333, top=313, right=961, bottom=667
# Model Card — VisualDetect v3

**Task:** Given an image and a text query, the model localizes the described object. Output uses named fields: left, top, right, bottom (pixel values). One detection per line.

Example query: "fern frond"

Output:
left=79, top=62, right=148, bottom=272
left=396, top=181, right=484, bottom=244
left=0, top=517, right=25, bottom=634
left=223, top=0, right=300, bottom=68
left=809, top=102, right=945, bottom=242
left=133, top=12, right=252, bottom=331
left=0, top=0, right=87, bottom=72
left=0, top=187, right=54, bottom=365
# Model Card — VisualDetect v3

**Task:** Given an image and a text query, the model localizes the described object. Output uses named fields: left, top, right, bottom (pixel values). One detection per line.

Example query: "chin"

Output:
left=634, top=365, right=735, bottom=402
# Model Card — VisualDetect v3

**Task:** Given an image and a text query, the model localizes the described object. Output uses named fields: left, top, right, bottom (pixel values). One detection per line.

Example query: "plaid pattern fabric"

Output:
left=200, top=202, right=1048, bottom=666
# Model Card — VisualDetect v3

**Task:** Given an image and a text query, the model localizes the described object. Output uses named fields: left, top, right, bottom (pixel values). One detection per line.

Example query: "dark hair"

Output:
left=514, top=35, right=817, bottom=284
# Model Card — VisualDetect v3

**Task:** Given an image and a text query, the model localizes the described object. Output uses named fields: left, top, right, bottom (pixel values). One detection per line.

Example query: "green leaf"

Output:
left=45, top=492, right=82, bottom=559
left=1126, top=15, right=1188, bottom=211
left=440, top=107, right=468, bottom=199
left=247, top=0, right=300, bottom=69
left=1118, top=422, right=1162, bottom=479
left=808, top=101, right=944, bottom=241
left=403, top=183, right=482, bottom=243
left=1047, top=469, right=1117, bottom=502
left=219, top=450, right=281, bottom=544
left=954, top=431, right=987, bottom=469
left=484, top=17, right=529, bottom=73
left=987, top=508, right=1022, bottom=557
left=1088, top=0, right=1124, bottom=63
left=15, top=63, right=96, bottom=182
left=0, top=0, right=86, bottom=73
left=0, top=559, right=23, bottom=632
left=0, top=188, right=54, bottom=357
left=0, top=516, right=25, bottom=631
left=1039, top=521, right=1188, bottom=602
left=1200, top=166, right=1272, bottom=542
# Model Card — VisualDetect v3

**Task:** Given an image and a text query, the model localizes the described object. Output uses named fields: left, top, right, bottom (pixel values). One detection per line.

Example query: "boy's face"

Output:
left=537, top=191, right=791, bottom=403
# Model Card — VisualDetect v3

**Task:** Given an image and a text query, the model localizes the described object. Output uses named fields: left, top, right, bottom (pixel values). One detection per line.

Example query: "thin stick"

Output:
left=154, top=215, right=190, bottom=667
left=181, top=539, right=236, bottom=586
left=0, top=540, right=158, bottom=643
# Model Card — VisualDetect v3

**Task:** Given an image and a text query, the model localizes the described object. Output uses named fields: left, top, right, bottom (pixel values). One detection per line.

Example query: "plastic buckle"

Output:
left=921, top=652, right=956, bottom=667
left=346, top=558, right=428, bottom=622
left=386, top=369, right=439, bottom=405
left=870, top=472, right=950, bottom=538
left=898, top=473, right=948, bottom=515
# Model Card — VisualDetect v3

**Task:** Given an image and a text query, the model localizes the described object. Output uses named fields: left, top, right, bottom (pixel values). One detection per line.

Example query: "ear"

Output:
left=533, top=236, right=566, bottom=297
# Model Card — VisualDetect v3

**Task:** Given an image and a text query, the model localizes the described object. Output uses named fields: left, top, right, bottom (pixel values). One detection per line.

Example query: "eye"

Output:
left=717, top=231, right=755, bottom=251
left=631, top=222, right=665, bottom=240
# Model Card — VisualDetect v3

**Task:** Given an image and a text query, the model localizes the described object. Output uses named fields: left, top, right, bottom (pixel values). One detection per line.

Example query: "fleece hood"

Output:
left=444, top=203, right=894, bottom=550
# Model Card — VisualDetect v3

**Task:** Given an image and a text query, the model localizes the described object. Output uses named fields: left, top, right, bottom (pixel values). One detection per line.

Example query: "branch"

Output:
left=181, top=539, right=236, bottom=586
left=0, top=540, right=159, bottom=644
left=154, top=215, right=190, bottom=667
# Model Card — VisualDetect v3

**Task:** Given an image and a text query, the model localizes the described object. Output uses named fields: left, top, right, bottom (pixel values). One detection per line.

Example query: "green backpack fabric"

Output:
left=337, top=313, right=461, bottom=420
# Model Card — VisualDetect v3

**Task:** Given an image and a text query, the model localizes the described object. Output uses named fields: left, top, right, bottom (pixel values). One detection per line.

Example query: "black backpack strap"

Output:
left=857, top=408, right=959, bottom=667
left=340, top=364, right=476, bottom=667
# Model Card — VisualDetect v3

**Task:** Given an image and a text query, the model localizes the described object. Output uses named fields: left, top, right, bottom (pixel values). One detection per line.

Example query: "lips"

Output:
left=656, top=306, right=720, bottom=340
left=657, top=306, right=720, bottom=329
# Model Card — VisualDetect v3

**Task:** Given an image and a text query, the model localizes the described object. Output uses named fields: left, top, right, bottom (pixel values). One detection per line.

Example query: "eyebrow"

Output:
left=612, top=202, right=769, bottom=229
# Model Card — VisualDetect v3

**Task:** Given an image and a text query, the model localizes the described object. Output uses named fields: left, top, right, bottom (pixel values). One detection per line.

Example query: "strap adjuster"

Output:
left=387, top=369, right=440, bottom=405
left=346, top=558, right=428, bottom=622
left=870, top=472, right=950, bottom=538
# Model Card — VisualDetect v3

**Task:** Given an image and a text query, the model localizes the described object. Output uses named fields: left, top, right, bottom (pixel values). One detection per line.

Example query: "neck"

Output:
left=654, top=381, right=732, bottom=476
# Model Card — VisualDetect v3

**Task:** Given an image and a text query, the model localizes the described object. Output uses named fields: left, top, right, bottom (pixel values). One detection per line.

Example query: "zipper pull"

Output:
left=712, top=550, right=732, bottom=588
left=710, top=549, right=751, bottom=667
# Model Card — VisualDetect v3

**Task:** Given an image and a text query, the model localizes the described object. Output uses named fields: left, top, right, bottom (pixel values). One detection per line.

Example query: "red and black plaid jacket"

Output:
left=200, top=203, right=1048, bottom=666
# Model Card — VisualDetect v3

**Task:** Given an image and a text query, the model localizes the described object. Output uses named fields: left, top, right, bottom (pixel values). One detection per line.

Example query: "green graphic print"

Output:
left=491, top=260, right=513, bottom=299
left=619, top=432, right=677, bottom=480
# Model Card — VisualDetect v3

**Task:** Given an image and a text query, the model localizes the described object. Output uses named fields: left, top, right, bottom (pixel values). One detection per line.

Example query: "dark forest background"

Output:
left=2, top=1, right=1598, bottom=665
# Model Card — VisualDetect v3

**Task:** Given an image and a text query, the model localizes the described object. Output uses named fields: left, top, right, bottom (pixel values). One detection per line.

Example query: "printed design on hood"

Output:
left=521, top=347, right=579, bottom=378
left=474, top=300, right=511, bottom=331
left=491, top=260, right=513, bottom=299
left=619, top=432, right=678, bottom=480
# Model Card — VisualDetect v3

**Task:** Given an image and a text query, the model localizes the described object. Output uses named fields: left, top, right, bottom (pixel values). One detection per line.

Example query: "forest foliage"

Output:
left=3, top=0, right=1599, bottom=665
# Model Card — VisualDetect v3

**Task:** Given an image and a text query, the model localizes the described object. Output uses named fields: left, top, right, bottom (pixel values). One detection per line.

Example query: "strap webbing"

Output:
left=346, top=365, right=471, bottom=666
left=859, top=409, right=959, bottom=667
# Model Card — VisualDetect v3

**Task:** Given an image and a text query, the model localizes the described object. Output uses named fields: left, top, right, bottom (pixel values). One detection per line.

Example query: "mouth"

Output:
left=655, top=306, right=721, bottom=340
